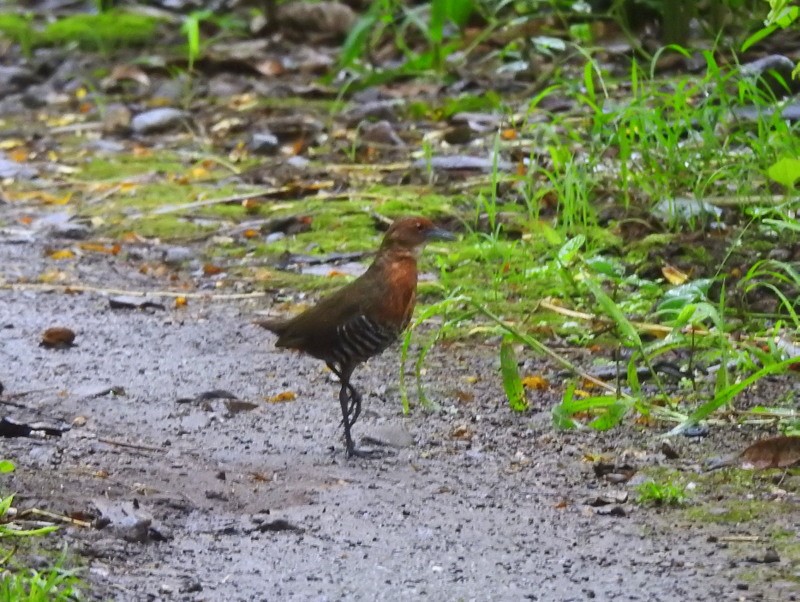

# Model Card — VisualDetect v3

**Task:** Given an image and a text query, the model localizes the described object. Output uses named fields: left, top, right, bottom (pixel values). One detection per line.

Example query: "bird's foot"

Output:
left=345, top=443, right=390, bottom=460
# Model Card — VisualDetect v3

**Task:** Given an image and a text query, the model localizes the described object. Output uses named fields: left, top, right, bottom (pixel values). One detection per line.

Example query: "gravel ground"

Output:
left=0, top=239, right=795, bottom=602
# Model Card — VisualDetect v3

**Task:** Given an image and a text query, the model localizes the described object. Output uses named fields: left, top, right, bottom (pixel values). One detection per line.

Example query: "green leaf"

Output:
left=445, top=0, right=475, bottom=27
left=767, top=157, right=800, bottom=188
left=583, top=61, right=596, bottom=105
left=741, top=24, right=777, bottom=52
left=583, top=278, right=642, bottom=347
left=557, top=235, right=585, bottom=265
left=339, top=11, right=379, bottom=68
left=552, top=382, right=579, bottom=429
left=588, top=400, right=630, bottom=430
left=0, top=494, right=14, bottom=517
left=667, top=357, right=799, bottom=436
left=500, top=337, right=527, bottom=411
left=0, top=460, right=14, bottom=473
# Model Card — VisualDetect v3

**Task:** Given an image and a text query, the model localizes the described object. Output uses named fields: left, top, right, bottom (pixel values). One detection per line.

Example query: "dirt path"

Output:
left=0, top=239, right=792, bottom=601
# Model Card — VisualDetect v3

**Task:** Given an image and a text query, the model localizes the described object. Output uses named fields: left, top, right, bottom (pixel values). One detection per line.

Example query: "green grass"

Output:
left=0, top=462, right=83, bottom=600
left=0, top=10, right=161, bottom=53
left=0, top=563, right=82, bottom=602
left=2, top=1, right=797, bottom=430
left=636, top=479, right=688, bottom=507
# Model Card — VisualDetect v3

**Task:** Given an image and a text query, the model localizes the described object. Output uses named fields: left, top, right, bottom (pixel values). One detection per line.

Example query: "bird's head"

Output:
left=380, top=216, right=455, bottom=252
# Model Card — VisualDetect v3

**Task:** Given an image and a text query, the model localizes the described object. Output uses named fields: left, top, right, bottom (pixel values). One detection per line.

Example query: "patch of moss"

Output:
left=0, top=10, right=161, bottom=53
left=79, top=156, right=185, bottom=181
left=121, top=215, right=213, bottom=240
left=0, top=14, right=35, bottom=54
left=41, top=11, right=161, bottom=51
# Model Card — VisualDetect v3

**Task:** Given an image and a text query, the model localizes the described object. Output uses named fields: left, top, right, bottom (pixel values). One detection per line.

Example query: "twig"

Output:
left=0, top=282, right=268, bottom=300
left=467, top=299, right=628, bottom=397
left=132, top=187, right=294, bottom=218
left=540, top=299, right=772, bottom=344
left=718, top=535, right=760, bottom=543
left=97, top=437, right=163, bottom=453
left=48, top=122, right=104, bottom=135
left=16, top=508, right=92, bottom=528
left=81, top=184, right=122, bottom=206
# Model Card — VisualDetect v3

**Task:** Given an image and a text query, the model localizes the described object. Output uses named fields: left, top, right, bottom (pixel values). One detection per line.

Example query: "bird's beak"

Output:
left=425, top=227, right=456, bottom=242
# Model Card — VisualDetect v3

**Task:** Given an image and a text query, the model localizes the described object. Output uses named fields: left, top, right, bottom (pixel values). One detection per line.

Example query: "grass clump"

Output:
left=0, top=460, right=83, bottom=600
left=635, top=479, right=688, bottom=507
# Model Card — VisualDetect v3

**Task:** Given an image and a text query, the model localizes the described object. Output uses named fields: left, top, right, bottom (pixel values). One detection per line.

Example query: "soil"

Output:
left=1, top=237, right=797, bottom=602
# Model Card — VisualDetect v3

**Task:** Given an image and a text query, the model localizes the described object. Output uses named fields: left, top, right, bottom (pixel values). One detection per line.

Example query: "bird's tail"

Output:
left=254, top=318, right=289, bottom=336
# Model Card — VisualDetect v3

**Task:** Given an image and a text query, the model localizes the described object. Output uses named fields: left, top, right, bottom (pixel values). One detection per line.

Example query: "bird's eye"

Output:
left=416, top=222, right=424, bottom=230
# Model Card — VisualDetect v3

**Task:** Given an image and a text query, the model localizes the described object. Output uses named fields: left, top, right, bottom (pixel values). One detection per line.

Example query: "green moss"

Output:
left=120, top=215, right=213, bottom=240
left=41, top=11, right=161, bottom=51
left=0, top=14, right=35, bottom=54
left=0, top=10, right=162, bottom=53
left=79, top=156, right=185, bottom=181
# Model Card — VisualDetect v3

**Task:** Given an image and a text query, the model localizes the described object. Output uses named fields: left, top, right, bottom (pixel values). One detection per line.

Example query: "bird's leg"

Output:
left=346, top=382, right=362, bottom=426
left=329, top=363, right=382, bottom=459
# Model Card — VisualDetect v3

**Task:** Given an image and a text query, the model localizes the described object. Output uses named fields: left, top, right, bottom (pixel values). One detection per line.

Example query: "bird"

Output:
left=257, top=216, right=455, bottom=458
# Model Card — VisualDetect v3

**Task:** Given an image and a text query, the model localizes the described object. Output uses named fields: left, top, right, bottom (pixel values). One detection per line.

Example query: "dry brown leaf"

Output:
left=119, top=231, right=145, bottom=243
left=78, top=242, right=120, bottom=255
left=41, top=326, right=76, bottom=348
left=103, top=64, right=151, bottom=88
left=740, top=436, right=800, bottom=470
left=662, top=264, right=689, bottom=285
left=203, top=264, right=224, bottom=276
left=38, top=270, right=69, bottom=283
left=9, top=148, right=28, bottom=162
left=256, top=59, right=284, bottom=77
left=451, top=425, right=473, bottom=440
left=268, top=391, right=297, bottom=403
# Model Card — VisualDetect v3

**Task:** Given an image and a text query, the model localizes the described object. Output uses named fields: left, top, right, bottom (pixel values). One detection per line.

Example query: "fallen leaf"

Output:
left=78, top=242, right=121, bottom=255
left=47, top=248, right=75, bottom=260
left=453, top=389, right=474, bottom=403
left=241, top=198, right=260, bottom=213
left=662, top=264, right=689, bottom=285
left=0, top=139, right=25, bottom=150
left=174, top=296, right=188, bottom=308
left=42, top=192, right=72, bottom=205
left=190, top=166, right=210, bottom=180
left=8, top=148, right=28, bottom=162
left=268, top=391, right=297, bottom=403
left=203, top=264, right=224, bottom=276
left=522, top=375, right=549, bottom=390
left=256, top=59, right=284, bottom=77
left=250, top=471, right=273, bottom=482
left=450, top=424, right=473, bottom=440
left=38, top=270, right=69, bottom=283
left=41, top=327, right=76, bottom=348
left=72, top=416, right=88, bottom=427
left=740, top=436, right=800, bottom=469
